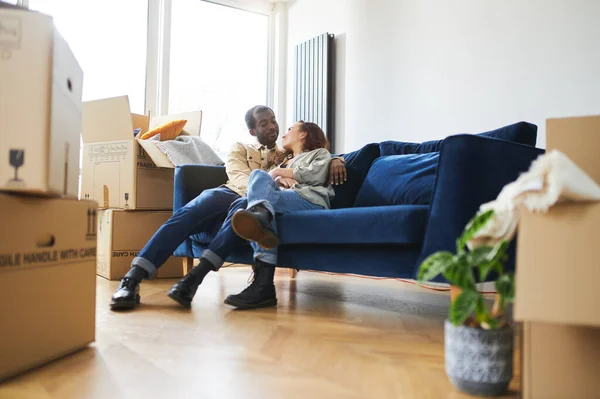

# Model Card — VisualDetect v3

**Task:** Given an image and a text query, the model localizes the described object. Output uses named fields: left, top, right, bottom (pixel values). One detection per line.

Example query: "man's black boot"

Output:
left=167, top=258, right=215, bottom=307
left=110, top=266, right=146, bottom=310
left=231, top=204, right=279, bottom=249
left=224, top=260, right=277, bottom=310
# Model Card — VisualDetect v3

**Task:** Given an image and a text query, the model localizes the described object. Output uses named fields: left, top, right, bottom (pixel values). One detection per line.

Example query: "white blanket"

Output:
left=468, top=150, right=600, bottom=249
left=151, top=135, right=224, bottom=167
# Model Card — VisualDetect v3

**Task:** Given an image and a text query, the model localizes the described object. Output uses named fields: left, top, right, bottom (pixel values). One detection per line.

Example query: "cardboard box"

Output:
left=515, top=203, right=600, bottom=327
left=516, top=115, right=600, bottom=397
left=522, top=321, right=600, bottom=399
left=0, top=195, right=97, bottom=381
left=0, top=8, right=83, bottom=197
left=81, top=96, right=168, bottom=210
left=517, top=115, right=600, bottom=325
left=97, top=209, right=183, bottom=280
left=517, top=205, right=600, bottom=398
left=81, top=96, right=202, bottom=210
left=547, top=115, right=600, bottom=184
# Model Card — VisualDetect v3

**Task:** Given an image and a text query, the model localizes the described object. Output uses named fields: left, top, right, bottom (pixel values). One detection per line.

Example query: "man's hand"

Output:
left=330, top=158, right=347, bottom=185
left=276, top=177, right=299, bottom=189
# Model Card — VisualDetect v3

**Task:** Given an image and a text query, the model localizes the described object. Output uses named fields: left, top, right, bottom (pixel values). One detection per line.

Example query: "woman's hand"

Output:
left=276, top=177, right=299, bottom=189
left=268, top=168, right=282, bottom=178
left=269, top=167, right=294, bottom=179
left=330, top=158, right=347, bottom=185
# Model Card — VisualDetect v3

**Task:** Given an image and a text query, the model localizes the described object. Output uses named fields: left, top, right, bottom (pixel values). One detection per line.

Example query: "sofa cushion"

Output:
left=277, top=205, right=429, bottom=245
left=188, top=205, right=429, bottom=246
left=331, top=143, right=380, bottom=209
left=379, top=121, right=537, bottom=156
left=354, top=153, right=438, bottom=207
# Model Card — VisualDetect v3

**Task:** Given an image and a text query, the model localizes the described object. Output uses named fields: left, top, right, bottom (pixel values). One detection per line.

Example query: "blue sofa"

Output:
left=173, top=122, right=543, bottom=282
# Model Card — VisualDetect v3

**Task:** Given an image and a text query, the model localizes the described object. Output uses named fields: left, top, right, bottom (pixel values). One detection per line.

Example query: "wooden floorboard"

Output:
left=0, top=267, right=520, bottom=399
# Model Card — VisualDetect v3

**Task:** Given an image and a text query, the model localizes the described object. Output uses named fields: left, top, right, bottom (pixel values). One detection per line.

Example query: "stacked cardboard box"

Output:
left=0, top=6, right=96, bottom=381
left=97, top=209, right=184, bottom=280
left=81, top=96, right=202, bottom=279
left=515, top=115, right=600, bottom=399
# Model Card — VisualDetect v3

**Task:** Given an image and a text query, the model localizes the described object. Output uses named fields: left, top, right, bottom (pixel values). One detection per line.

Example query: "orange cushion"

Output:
left=140, top=119, right=187, bottom=141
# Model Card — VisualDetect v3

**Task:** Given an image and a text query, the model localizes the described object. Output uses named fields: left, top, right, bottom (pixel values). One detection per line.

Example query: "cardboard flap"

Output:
left=82, top=96, right=134, bottom=143
left=150, top=110, right=203, bottom=136
left=136, top=139, right=175, bottom=169
left=515, top=203, right=600, bottom=327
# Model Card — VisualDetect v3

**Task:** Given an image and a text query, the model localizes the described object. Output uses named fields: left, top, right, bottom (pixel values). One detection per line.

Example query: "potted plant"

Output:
left=417, top=209, right=515, bottom=397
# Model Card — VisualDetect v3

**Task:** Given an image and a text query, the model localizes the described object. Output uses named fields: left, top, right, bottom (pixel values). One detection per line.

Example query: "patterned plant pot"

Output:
left=445, top=319, right=513, bottom=396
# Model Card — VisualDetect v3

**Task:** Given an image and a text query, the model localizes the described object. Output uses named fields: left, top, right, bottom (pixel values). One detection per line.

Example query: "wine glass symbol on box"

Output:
left=6, top=149, right=25, bottom=188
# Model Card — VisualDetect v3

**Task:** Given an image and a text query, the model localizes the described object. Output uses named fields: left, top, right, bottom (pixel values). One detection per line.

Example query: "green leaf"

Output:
left=468, top=246, right=493, bottom=266
left=477, top=241, right=509, bottom=281
left=455, top=252, right=469, bottom=265
left=496, top=273, right=515, bottom=303
left=487, top=240, right=509, bottom=264
left=479, top=261, right=503, bottom=283
left=450, top=289, right=480, bottom=326
left=475, top=297, right=488, bottom=324
left=443, top=258, right=476, bottom=290
left=417, top=251, right=454, bottom=282
left=457, top=210, right=495, bottom=253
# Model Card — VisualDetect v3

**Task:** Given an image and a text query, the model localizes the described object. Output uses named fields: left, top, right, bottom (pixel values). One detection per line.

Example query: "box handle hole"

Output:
left=36, top=234, right=56, bottom=248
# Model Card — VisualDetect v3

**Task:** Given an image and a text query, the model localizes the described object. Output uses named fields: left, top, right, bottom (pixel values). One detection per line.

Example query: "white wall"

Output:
left=285, top=0, right=600, bottom=152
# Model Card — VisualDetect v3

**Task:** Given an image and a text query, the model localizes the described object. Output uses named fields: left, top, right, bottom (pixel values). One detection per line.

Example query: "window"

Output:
left=27, top=0, right=273, bottom=159
left=168, top=0, right=269, bottom=157
left=28, top=0, right=148, bottom=113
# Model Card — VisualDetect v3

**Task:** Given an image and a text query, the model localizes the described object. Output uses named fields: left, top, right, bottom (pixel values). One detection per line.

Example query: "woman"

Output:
left=224, top=121, right=335, bottom=309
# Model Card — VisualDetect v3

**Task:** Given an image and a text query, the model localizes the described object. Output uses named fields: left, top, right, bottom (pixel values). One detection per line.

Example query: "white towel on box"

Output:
left=151, top=135, right=224, bottom=167
left=468, top=150, right=600, bottom=249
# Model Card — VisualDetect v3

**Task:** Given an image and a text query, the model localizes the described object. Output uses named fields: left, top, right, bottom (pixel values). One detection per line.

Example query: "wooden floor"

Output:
left=0, top=267, right=520, bottom=399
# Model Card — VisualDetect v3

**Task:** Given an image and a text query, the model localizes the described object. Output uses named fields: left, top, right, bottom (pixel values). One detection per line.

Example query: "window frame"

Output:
left=145, top=0, right=275, bottom=117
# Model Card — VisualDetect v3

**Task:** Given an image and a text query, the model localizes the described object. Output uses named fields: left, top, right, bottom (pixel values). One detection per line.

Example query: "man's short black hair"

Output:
left=245, top=105, right=273, bottom=129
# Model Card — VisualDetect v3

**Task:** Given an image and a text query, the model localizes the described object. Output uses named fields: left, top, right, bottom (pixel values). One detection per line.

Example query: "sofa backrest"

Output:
left=332, top=121, right=538, bottom=209
left=353, top=122, right=538, bottom=208
left=379, top=121, right=538, bottom=156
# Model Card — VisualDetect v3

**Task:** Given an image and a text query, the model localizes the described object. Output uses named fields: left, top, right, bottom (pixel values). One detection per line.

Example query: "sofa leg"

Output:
left=289, top=269, right=298, bottom=279
left=183, top=257, right=194, bottom=275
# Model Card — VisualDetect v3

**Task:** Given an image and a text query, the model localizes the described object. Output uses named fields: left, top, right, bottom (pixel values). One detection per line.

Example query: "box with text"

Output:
left=81, top=96, right=177, bottom=210
left=0, top=195, right=97, bottom=381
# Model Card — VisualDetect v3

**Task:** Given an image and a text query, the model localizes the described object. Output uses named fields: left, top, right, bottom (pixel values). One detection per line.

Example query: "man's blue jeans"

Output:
left=133, top=187, right=247, bottom=278
left=246, top=170, right=323, bottom=265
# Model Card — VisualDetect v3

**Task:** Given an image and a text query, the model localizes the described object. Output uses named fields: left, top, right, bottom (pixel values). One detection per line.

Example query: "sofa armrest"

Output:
left=173, top=165, right=228, bottom=211
left=418, top=135, right=544, bottom=276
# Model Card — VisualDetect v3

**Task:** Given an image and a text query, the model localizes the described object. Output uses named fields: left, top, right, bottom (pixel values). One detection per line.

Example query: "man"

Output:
left=110, top=105, right=346, bottom=310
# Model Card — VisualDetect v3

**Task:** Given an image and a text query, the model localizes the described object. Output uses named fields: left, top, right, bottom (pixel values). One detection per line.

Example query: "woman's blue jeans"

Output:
left=245, top=170, right=323, bottom=265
